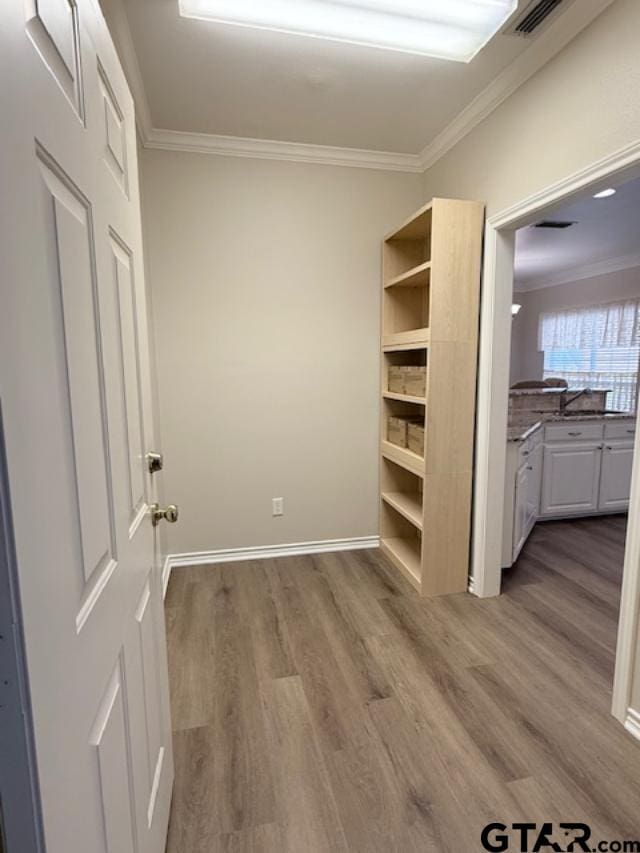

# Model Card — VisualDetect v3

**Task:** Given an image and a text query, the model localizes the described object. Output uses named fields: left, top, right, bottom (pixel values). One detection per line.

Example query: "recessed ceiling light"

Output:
left=593, top=188, right=616, bottom=198
left=178, top=0, right=519, bottom=62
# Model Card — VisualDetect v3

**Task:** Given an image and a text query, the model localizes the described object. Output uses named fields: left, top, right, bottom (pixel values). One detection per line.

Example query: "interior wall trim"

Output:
left=143, top=128, right=423, bottom=172
left=105, top=0, right=614, bottom=174
left=417, top=0, right=615, bottom=172
left=161, top=535, right=380, bottom=597
left=515, top=253, right=640, bottom=292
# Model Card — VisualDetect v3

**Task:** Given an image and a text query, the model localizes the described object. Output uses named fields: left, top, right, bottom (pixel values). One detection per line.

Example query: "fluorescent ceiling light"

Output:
left=593, top=188, right=616, bottom=199
left=179, top=0, right=519, bottom=62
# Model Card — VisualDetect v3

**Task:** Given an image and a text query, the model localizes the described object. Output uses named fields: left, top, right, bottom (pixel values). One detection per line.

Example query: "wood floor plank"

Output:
left=165, top=516, right=640, bottom=852
left=232, top=560, right=297, bottom=682
left=260, top=675, right=349, bottom=852
left=217, top=823, right=284, bottom=853
left=292, top=554, right=394, bottom=705
left=263, top=558, right=358, bottom=752
left=166, top=579, right=217, bottom=730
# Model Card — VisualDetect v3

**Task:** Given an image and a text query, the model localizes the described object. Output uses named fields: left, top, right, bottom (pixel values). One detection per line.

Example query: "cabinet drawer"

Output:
left=604, top=420, right=636, bottom=440
left=544, top=422, right=603, bottom=442
left=517, top=427, right=543, bottom=465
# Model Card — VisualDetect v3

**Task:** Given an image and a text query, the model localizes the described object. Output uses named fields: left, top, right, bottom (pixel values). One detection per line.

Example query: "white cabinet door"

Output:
left=599, top=440, right=634, bottom=511
left=0, top=3, right=173, bottom=852
left=524, top=443, right=542, bottom=537
left=540, top=442, right=602, bottom=517
left=513, top=465, right=528, bottom=559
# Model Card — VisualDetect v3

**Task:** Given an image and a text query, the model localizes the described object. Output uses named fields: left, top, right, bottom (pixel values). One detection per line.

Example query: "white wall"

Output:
left=511, top=266, right=640, bottom=383
left=141, top=150, right=421, bottom=554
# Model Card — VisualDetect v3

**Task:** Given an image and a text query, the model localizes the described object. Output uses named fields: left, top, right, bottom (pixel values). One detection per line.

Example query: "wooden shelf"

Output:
left=379, top=197, right=485, bottom=597
left=385, top=201, right=433, bottom=242
left=381, top=441, right=424, bottom=477
left=382, top=329, right=429, bottom=351
left=381, top=491, right=422, bottom=530
left=380, top=537, right=421, bottom=591
left=384, top=261, right=431, bottom=289
left=382, top=391, right=426, bottom=405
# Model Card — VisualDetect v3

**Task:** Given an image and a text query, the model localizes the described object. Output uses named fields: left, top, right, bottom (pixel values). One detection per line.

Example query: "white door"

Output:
left=540, top=441, right=602, bottom=517
left=0, top=2, right=173, bottom=852
left=599, top=440, right=634, bottom=512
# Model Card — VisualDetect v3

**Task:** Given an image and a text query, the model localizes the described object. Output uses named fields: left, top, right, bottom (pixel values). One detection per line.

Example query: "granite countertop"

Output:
left=509, top=387, right=613, bottom=396
left=507, top=421, right=543, bottom=442
left=507, top=411, right=634, bottom=442
left=544, top=412, right=632, bottom=422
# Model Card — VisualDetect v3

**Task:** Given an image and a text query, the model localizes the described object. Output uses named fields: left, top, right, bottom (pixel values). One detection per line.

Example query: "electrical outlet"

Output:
left=272, top=497, right=284, bottom=517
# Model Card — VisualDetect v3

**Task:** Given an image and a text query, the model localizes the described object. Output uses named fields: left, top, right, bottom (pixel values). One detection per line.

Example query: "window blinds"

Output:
left=538, top=298, right=640, bottom=413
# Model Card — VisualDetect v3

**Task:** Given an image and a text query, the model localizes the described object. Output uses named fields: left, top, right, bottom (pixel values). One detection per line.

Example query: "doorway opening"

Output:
left=472, top=151, right=640, bottom=729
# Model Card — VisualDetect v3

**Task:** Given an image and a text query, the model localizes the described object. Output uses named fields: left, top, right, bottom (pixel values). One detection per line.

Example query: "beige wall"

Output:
left=511, top=267, right=640, bottom=383
left=140, top=0, right=640, bottom=558
left=141, top=149, right=421, bottom=554
left=421, top=0, right=640, bottom=216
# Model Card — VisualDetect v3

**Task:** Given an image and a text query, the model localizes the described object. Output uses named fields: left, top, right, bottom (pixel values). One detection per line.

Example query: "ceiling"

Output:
left=109, top=0, right=599, bottom=157
left=514, top=176, right=640, bottom=291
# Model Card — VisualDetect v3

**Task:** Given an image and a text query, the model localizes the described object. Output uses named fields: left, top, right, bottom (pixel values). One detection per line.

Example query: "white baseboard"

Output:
left=624, top=708, right=640, bottom=742
left=162, top=535, right=379, bottom=597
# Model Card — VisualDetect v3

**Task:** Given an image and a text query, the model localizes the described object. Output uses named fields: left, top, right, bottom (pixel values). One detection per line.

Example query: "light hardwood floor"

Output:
left=165, top=515, right=640, bottom=852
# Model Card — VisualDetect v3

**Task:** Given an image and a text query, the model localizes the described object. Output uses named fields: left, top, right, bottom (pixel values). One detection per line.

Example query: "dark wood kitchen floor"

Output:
left=164, top=515, right=640, bottom=852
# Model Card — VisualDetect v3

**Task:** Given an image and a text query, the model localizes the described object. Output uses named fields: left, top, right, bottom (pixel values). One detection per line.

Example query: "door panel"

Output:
left=36, top=0, right=77, bottom=75
left=0, top=2, right=173, bottom=851
left=540, top=442, right=602, bottom=517
left=110, top=233, right=147, bottom=530
left=25, top=0, right=83, bottom=114
left=98, top=60, right=129, bottom=194
left=37, top=150, right=118, bottom=615
left=524, top=444, right=542, bottom=536
left=89, top=660, right=137, bottom=853
left=600, top=441, right=634, bottom=511
left=134, top=577, right=164, bottom=800
left=513, top=465, right=527, bottom=560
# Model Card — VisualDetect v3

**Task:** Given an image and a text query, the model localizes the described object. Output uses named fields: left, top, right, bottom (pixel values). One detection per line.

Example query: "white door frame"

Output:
left=470, top=138, right=640, bottom=724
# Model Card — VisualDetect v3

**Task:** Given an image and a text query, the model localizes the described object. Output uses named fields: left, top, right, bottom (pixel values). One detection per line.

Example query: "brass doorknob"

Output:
left=151, top=503, right=179, bottom=527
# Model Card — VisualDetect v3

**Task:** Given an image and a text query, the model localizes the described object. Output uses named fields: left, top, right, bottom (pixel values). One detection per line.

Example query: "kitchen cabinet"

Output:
left=503, top=418, right=635, bottom=568
left=525, top=442, right=543, bottom=535
left=502, top=427, right=543, bottom=567
left=599, top=440, right=634, bottom=511
left=540, top=441, right=602, bottom=517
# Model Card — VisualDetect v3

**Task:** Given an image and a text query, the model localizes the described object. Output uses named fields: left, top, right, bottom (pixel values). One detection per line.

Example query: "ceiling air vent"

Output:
left=505, top=0, right=568, bottom=37
left=534, top=220, right=576, bottom=229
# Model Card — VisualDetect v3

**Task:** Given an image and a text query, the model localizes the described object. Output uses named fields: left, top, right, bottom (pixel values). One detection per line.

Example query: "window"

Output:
left=539, top=300, right=640, bottom=413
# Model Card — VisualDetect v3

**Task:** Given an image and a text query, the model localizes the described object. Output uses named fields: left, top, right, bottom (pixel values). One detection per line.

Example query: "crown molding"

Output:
left=105, top=0, right=614, bottom=173
left=143, top=127, right=423, bottom=172
left=418, top=0, right=615, bottom=172
left=515, top=251, right=640, bottom=292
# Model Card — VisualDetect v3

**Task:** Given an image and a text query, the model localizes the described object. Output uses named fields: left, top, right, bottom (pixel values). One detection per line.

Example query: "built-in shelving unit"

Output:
left=379, top=198, right=485, bottom=596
